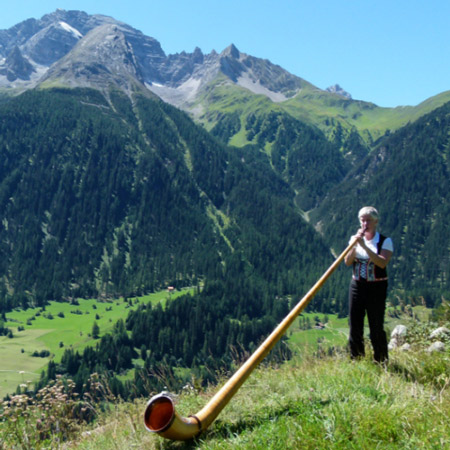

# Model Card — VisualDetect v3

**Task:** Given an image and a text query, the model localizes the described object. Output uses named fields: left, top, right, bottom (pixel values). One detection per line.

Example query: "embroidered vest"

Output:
left=353, top=234, right=388, bottom=282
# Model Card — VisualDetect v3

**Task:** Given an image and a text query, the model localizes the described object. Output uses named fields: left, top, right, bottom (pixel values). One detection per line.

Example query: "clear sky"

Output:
left=1, top=0, right=449, bottom=107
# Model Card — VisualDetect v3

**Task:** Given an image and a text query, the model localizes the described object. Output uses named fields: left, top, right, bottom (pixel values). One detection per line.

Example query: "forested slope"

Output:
left=0, top=87, right=332, bottom=312
left=311, top=101, right=450, bottom=306
left=0, top=86, right=340, bottom=399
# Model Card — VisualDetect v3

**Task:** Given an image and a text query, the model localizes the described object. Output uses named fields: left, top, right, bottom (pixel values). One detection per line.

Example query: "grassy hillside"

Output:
left=195, top=80, right=450, bottom=145
left=20, top=347, right=448, bottom=449
left=283, top=89, right=450, bottom=140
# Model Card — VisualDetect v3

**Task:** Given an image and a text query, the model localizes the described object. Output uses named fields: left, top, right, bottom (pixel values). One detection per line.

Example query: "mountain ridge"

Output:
left=39, top=23, right=148, bottom=95
left=2, top=8, right=449, bottom=142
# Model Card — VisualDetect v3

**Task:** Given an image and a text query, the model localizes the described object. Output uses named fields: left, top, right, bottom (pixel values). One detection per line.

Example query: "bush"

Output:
left=31, top=350, right=50, bottom=358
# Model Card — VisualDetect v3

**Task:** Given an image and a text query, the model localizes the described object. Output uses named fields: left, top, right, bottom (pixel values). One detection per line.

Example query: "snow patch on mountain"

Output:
left=58, top=21, right=83, bottom=39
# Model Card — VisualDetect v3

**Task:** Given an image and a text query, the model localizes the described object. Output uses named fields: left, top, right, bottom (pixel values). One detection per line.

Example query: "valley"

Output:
left=0, top=289, right=191, bottom=398
left=0, top=10, right=448, bottom=448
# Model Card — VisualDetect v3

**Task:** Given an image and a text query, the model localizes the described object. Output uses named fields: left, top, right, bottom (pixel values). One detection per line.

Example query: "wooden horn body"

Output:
left=144, top=239, right=357, bottom=440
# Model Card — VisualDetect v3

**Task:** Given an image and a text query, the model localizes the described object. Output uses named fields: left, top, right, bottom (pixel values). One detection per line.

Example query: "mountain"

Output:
left=2, top=9, right=450, bottom=141
left=147, top=43, right=313, bottom=108
left=0, top=10, right=164, bottom=92
left=0, top=10, right=308, bottom=101
left=0, top=9, right=449, bottom=310
left=40, top=23, right=148, bottom=94
left=0, top=85, right=339, bottom=405
left=1, top=10, right=449, bottom=427
left=326, top=83, right=352, bottom=99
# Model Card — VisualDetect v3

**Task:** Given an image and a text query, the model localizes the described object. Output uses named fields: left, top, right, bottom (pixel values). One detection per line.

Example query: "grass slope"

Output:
left=283, top=90, right=450, bottom=137
left=194, top=79, right=450, bottom=145
left=63, top=348, right=449, bottom=449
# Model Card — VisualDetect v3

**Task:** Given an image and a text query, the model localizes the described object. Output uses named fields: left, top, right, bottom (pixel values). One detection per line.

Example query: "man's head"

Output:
left=358, top=206, right=379, bottom=232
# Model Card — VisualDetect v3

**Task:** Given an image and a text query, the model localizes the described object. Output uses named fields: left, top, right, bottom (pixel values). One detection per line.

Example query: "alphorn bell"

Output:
left=144, top=238, right=358, bottom=440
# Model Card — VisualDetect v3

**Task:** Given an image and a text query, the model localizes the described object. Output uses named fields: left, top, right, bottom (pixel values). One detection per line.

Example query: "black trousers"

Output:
left=348, top=279, right=388, bottom=362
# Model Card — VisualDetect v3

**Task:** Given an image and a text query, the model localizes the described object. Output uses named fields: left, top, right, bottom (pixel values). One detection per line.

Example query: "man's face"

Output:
left=359, top=214, right=377, bottom=233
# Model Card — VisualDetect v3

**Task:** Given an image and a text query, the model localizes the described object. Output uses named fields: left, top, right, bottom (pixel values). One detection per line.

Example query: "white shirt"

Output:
left=353, top=231, right=394, bottom=260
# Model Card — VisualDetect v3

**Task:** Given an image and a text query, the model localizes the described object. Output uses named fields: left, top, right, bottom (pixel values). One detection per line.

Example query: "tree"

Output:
left=92, top=321, right=100, bottom=339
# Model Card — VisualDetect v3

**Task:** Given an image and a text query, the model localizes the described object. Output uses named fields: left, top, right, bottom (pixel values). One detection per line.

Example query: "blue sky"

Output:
left=1, top=0, right=449, bottom=107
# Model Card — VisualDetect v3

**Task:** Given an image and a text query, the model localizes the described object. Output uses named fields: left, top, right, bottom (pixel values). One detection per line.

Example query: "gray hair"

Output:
left=358, top=206, right=379, bottom=221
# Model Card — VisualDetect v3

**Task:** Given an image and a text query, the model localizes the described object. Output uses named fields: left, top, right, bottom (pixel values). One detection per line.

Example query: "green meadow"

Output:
left=288, top=313, right=349, bottom=349
left=0, top=289, right=191, bottom=399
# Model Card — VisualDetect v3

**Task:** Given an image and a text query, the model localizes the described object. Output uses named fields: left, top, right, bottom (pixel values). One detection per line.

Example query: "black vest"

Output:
left=353, top=234, right=388, bottom=281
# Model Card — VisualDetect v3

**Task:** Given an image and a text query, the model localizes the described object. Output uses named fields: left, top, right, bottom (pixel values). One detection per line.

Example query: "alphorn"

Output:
left=144, top=238, right=358, bottom=440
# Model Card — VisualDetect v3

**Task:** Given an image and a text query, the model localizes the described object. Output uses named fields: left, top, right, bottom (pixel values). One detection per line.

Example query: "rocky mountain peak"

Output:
left=40, top=23, right=145, bottom=93
left=22, top=20, right=82, bottom=66
left=221, top=43, right=240, bottom=59
left=1, top=10, right=315, bottom=107
left=326, top=84, right=352, bottom=99
left=1, top=46, right=34, bottom=81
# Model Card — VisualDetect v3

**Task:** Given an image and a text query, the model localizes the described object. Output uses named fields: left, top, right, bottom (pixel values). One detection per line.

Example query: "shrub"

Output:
left=31, top=350, right=50, bottom=358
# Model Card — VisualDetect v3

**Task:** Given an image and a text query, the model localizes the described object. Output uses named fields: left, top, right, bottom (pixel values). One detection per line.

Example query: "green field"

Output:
left=288, top=312, right=350, bottom=350
left=1, top=299, right=344, bottom=399
left=0, top=289, right=192, bottom=399
left=287, top=306, right=431, bottom=355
